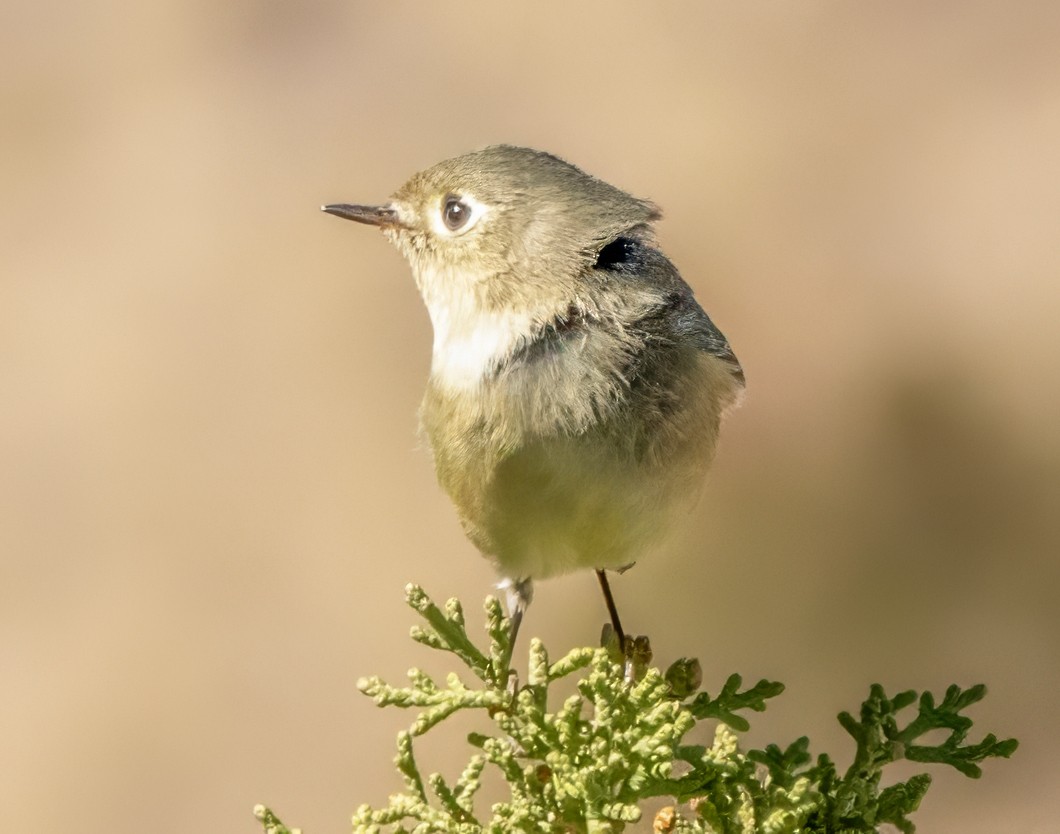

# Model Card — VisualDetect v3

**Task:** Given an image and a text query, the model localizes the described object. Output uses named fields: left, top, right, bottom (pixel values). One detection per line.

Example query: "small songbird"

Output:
left=324, top=145, right=743, bottom=653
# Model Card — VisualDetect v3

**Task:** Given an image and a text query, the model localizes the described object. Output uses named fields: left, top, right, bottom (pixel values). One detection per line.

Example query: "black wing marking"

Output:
left=595, top=238, right=744, bottom=386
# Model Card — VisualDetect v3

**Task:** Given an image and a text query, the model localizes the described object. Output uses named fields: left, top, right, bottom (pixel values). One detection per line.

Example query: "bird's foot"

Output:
left=600, top=623, right=653, bottom=684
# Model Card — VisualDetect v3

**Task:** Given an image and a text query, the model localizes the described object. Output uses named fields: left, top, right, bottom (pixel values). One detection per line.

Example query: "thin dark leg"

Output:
left=500, top=578, right=533, bottom=684
left=596, top=569, right=627, bottom=651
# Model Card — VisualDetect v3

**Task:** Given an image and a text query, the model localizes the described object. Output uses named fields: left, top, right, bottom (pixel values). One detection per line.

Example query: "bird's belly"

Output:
left=472, top=435, right=706, bottom=580
left=424, top=350, right=734, bottom=582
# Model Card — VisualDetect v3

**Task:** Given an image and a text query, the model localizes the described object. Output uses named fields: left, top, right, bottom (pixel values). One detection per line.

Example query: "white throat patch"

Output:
left=415, top=264, right=535, bottom=391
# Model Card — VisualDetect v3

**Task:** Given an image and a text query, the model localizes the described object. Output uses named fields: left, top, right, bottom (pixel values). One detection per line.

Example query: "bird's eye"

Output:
left=442, top=195, right=472, bottom=231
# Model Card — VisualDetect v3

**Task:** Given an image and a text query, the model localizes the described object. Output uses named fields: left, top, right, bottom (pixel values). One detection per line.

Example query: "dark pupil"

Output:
left=444, top=197, right=468, bottom=230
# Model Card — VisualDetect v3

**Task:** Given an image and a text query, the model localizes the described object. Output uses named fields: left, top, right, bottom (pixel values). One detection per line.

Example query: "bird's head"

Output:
left=324, top=145, right=659, bottom=316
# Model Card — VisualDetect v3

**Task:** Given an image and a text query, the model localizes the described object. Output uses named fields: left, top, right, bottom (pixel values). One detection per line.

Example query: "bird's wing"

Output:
left=601, top=240, right=744, bottom=387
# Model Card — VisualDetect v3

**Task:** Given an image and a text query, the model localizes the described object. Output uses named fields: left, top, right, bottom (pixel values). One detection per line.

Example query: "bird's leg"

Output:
left=499, top=577, right=533, bottom=686
left=597, top=570, right=653, bottom=683
left=596, top=569, right=627, bottom=654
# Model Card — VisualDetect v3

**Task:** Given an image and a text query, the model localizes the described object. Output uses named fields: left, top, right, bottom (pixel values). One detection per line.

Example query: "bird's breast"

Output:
left=419, top=345, right=731, bottom=581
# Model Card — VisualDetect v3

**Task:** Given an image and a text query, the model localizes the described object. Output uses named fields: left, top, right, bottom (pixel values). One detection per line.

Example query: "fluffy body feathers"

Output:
left=329, top=145, right=743, bottom=591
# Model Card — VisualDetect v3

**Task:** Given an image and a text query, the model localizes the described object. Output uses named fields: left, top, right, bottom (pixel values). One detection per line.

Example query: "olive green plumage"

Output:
left=325, top=144, right=742, bottom=611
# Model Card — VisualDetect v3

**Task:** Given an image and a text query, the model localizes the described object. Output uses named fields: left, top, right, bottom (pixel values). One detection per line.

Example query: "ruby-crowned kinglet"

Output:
left=324, top=145, right=743, bottom=654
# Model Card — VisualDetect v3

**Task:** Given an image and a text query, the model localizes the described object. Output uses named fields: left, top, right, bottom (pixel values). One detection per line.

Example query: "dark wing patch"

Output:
left=606, top=240, right=743, bottom=386
left=505, top=237, right=744, bottom=387
left=594, top=237, right=638, bottom=270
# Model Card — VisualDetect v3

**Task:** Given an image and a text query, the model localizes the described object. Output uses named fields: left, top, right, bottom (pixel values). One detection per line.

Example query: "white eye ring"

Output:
left=434, top=193, right=487, bottom=236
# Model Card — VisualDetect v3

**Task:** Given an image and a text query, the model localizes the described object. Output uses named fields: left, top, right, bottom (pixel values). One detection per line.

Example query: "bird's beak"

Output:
left=321, top=203, right=402, bottom=227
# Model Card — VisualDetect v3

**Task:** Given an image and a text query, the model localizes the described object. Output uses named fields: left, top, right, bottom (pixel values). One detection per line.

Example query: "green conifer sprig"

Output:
left=257, top=585, right=1017, bottom=834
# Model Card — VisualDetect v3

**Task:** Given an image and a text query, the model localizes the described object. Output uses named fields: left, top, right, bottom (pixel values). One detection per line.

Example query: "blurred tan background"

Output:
left=3, top=2, right=1058, bottom=832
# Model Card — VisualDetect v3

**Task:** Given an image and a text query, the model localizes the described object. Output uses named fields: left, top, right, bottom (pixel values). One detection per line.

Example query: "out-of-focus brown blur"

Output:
left=3, top=2, right=1057, bottom=832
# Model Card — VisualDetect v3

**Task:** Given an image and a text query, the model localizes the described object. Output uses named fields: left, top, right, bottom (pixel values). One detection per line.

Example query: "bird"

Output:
left=323, top=145, right=743, bottom=658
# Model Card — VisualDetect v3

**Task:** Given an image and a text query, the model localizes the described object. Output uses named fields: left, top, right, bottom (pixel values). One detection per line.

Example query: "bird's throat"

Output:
left=414, top=264, right=537, bottom=392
